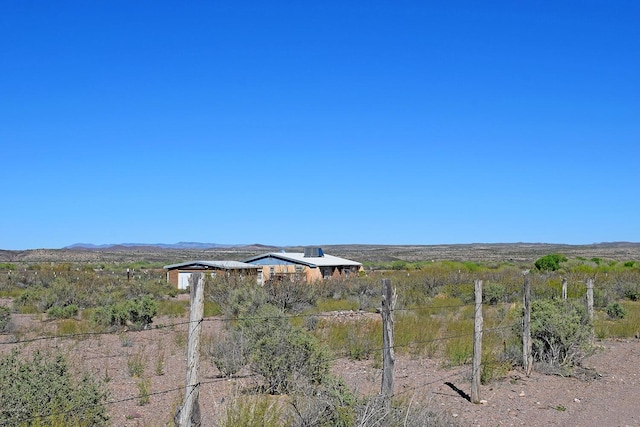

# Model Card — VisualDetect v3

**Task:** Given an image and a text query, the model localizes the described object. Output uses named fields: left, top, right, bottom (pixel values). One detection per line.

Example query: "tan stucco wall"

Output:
left=260, top=264, right=361, bottom=283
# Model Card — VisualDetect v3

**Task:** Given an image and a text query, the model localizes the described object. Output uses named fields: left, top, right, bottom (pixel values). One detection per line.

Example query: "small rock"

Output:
left=574, top=398, right=581, bottom=403
left=479, top=400, right=488, bottom=405
left=452, top=413, right=459, bottom=418
left=519, top=391, right=525, bottom=397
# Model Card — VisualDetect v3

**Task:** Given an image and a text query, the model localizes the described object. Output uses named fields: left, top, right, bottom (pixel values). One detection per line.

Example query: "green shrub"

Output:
left=219, top=394, right=282, bottom=427
left=47, top=303, right=79, bottom=319
left=156, top=299, right=188, bottom=317
left=534, top=254, right=567, bottom=272
left=136, top=378, right=151, bottom=406
left=483, top=283, right=505, bottom=305
left=621, top=283, right=640, bottom=301
left=127, top=349, right=146, bottom=377
left=0, top=306, right=9, bottom=332
left=529, top=299, right=592, bottom=371
left=206, top=329, right=249, bottom=378
left=288, top=375, right=356, bottom=427
left=250, top=321, right=330, bottom=394
left=92, top=296, right=158, bottom=329
left=0, top=350, right=109, bottom=426
left=263, top=278, right=318, bottom=312
left=606, top=302, right=627, bottom=319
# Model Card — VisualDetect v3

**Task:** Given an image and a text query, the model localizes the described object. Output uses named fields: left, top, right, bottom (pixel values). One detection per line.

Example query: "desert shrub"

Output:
left=156, top=299, right=188, bottom=317
left=207, top=329, right=249, bottom=378
left=483, top=283, right=505, bottom=305
left=127, top=348, right=146, bottom=377
left=606, top=302, right=627, bottom=319
left=288, top=375, right=356, bottom=427
left=263, top=278, right=317, bottom=312
left=219, top=285, right=333, bottom=393
left=354, top=395, right=460, bottom=427
left=529, top=299, right=592, bottom=371
left=620, top=282, right=640, bottom=301
left=0, top=349, right=108, bottom=426
left=346, top=321, right=379, bottom=360
left=13, top=277, right=95, bottom=314
left=355, top=279, right=379, bottom=311
left=223, top=282, right=269, bottom=319
left=219, top=394, right=282, bottom=427
left=47, top=303, right=79, bottom=319
left=92, top=296, right=157, bottom=329
left=0, top=305, right=10, bottom=332
left=534, top=254, right=567, bottom=272
left=250, top=321, right=330, bottom=394
left=204, top=275, right=255, bottom=312
left=136, top=378, right=151, bottom=406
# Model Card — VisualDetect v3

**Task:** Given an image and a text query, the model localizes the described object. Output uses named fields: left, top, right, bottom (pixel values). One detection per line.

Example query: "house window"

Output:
left=295, top=265, right=304, bottom=273
left=270, top=267, right=275, bottom=275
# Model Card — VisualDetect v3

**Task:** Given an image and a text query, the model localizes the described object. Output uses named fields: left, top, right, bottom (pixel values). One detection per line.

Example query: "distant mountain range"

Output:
left=64, top=242, right=248, bottom=250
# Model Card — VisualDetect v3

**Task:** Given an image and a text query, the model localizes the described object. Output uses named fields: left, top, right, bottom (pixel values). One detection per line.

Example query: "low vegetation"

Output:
left=0, top=253, right=638, bottom=424
left=0, top=350, right=109, bottom=426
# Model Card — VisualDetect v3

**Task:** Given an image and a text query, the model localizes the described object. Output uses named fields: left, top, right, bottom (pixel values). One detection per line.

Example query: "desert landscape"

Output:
left=1, top=243, right=639, bottom=426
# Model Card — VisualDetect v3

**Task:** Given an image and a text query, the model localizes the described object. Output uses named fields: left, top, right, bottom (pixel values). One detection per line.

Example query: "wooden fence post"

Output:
left=562, top=278, right=567, bottom=300
left=176, top=273, right=204, bottom=427
left=471, top=279, right=483, bottom=403
left=586, top=278, right=594, bottom=339
left=380, top=278, right=397, bottom=400
left=522, top=274, right=533, bottom=376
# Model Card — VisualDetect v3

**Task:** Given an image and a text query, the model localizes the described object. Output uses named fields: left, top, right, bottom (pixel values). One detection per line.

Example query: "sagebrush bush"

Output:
left=606, top=302, right=627, bottom=319
left=288, top=375, right=356, bottom=427
left=0, top=350, right=109, bottom=426
left=529, top=299, right=592, bottom=371
left=92, top=296, right=158, bottom=329
left=47, top=303, right=79, bottom=319
left=0, top=305, right=10, bottom=332
left=206, top=329, right=249, bottom=378
left=483, top=283, right=506, bottom=305
left=354, top=395, right=460, bottom=427
left=242, top=305, right=331, bottom=394
left=263, top=278, right=317, bottom=312
left=216, top=280, right=332, bottom=394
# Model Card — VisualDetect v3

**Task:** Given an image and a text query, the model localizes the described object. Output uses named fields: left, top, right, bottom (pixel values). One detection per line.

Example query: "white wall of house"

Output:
left=178, top=272, right=193, bottom=290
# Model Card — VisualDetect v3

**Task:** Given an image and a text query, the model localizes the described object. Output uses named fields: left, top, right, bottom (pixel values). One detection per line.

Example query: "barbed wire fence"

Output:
left=0, top=273, right=599, bottom=426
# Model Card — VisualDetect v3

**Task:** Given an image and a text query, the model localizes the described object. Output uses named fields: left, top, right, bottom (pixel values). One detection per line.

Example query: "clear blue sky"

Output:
left=1, top=1, right=638, bottom=250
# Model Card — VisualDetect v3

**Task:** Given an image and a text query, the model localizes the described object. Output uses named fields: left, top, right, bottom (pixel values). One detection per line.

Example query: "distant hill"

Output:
left=65, top=242, right=243, bottom=250
left=1, top=242, right=638, bottom=265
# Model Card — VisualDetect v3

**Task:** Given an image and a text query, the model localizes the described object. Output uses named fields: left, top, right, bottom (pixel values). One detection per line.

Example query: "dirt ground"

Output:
left=2, top=309, right=639, bottom=427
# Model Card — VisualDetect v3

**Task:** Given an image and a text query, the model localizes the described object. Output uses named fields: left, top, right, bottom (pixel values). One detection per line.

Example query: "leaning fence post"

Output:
left=380, top=278, right=397, bottom=401
left=176, top=273, right=204, bottom=427
left=471, top=279, right=483, bottom=403
left=522, top=273, right=533, bottom=376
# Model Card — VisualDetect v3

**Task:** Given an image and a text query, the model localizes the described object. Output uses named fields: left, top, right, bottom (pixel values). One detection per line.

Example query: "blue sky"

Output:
left=1, top=1, right=638, bottom=250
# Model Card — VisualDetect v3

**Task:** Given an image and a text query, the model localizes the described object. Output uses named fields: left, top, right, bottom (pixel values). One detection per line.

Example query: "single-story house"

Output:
left=164, top=260, right=263, bottom=289
left=243, top=247, right=363, bottom=283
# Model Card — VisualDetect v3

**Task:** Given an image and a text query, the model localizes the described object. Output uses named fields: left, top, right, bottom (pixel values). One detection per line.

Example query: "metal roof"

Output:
left=163, top=260, right=261, bottom=270
left=243, top=252, right=362, bottom=268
